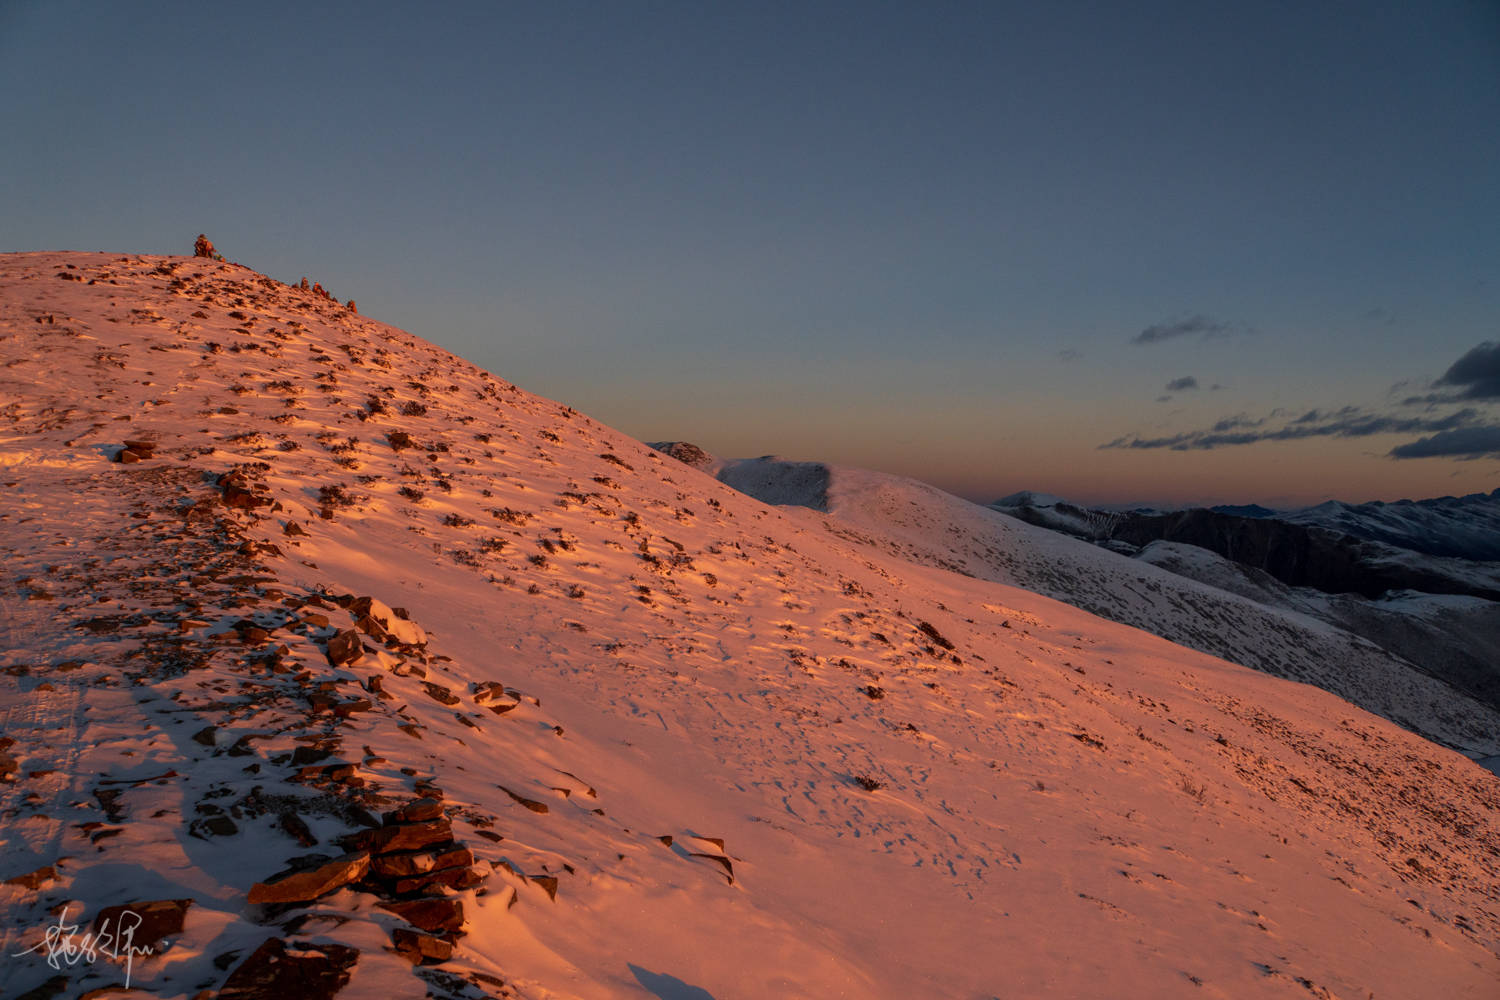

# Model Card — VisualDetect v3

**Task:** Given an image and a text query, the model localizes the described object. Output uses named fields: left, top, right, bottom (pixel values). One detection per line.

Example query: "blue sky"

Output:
left=3, top=1, right=1497, bottom=506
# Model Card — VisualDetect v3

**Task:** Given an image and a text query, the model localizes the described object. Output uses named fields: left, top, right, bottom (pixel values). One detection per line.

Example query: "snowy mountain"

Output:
left=2, top=252, right=1498, bottom=999
left=1279, top=491, right=1500, bottom=561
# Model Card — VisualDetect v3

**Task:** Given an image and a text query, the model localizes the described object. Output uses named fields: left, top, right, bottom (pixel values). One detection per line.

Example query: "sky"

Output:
left=3, top=1, right=1498, bottom=508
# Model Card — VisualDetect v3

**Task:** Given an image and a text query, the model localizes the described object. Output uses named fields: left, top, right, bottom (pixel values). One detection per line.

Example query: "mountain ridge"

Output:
left=2, top=252, right=1497, bottom=999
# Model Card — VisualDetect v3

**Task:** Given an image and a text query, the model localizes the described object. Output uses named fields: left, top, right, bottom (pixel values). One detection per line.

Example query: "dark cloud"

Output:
left=1102, top=408, right=1478, bottom=452
left=1164, top=376, right=1199, bottom=392
left=1436, top=341, right=1500, bottom=399
left=1131, top=314, right=1231, bottom=346
left=1390, top=425, right=1500, bottom=460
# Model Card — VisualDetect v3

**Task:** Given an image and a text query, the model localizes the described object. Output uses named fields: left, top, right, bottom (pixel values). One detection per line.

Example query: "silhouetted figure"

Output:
left=194, top=234, right=216, bottom=258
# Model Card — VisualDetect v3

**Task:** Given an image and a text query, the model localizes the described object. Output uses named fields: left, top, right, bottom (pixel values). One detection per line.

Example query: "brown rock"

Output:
left=123, top=439, right=156, bottom=453
left=342, top=818, right=452, bottom=855
left=391, top=927, right=451, bottom=965
left=325, top=629, right=363, bottom=666
left=382, top=798, right=443, bottom=825
left=353, top=614, right=387, bottom=640
left=422, top=682, right=460, bottom=706
left=247, top=851, right=370, bottom=905
left=5, top=865, right=57, bottom=889
left=219, top=937, right=358, bottom=1000
left=371, top=844, right=472, bottom=879
left=93, top=898, right=192, bottom=949
left=389, top=865, right=485, bottom=895
left=378, top=896, right=464, bottom=935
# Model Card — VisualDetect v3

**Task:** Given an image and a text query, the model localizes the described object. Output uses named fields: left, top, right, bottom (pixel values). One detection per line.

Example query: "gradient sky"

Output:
left=4, top=1, right=1498, bottom=507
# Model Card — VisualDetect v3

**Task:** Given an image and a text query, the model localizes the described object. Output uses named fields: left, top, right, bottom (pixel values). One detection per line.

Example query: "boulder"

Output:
left=248, top=852, right=370, bottom=905
left=218, top=937, right=358, bottom=1000
left=370, top=844, right=472, bottom=879
left=391, top=927, right=452, bottom=965
left=342, top=818, right=452, bottom=855
left=92, top=898, right=192, bottom=949
left=324, top=629, right=363, bottom=666
left=348, top=596, right=425, bottom=646
left=382, top=798, right=443, bottom=825
left=378, top=897, right=464, bottom=935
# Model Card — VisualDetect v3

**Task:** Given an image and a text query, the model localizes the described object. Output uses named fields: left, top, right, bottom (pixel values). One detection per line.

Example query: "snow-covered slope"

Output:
left=3, top=253, right=1498, bottom=1000
left=690, top=455, right=1500, bottom=760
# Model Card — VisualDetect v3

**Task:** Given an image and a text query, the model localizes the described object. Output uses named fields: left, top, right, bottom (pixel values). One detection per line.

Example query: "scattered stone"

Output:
left=14, top=975, right=69, bottom=1000
left=391, top=927, right=452, bottom=965
left=280, top=812, right=318, bottom=847
left=325, top=629, right=363, bottom=666
left=218, top=937, right=359, bottom=1000
left=378, top=897, right=464, bottom=935
left=92, top=898, right=192, bottom=949
left=349, top=596, right=425, bottom=645
left=189, top=815, right=239, bottom=839
left=383, top=798, right=443, bottom=825
left=422, top=682, right=460, bottom=706
left=5, top=864, right=57, bottom=889
left=531, top=874, right=559, bottom=900
left=191, top=725, right=219, bottom=747
left=342, top=817, right=452, bottom=855
left=370, top=844, right=473, bottom=879
left=498, top=785, right=549, bottom=814
left=248, top=852, right=371, bottom=905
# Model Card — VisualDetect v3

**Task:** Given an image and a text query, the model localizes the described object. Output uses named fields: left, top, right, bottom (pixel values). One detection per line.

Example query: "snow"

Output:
left=1, top=252, right=1498, bottom=999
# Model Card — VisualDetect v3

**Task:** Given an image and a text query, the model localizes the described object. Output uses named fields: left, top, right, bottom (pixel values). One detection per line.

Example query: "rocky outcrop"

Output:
left=218, top=937, right=359, bottom=1000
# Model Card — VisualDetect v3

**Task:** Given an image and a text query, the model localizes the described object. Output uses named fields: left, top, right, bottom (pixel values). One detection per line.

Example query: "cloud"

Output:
left=1102, top=408, right=1479, bottom=452
left=1164, top=376, right=1199, bottom=392
left=1056, top=348, right=1082, bottom=362
left=1435, top=341, right=1500, bottom=399
left=1131, top=314, right=1231, bottom=346
left=1389, top=425, right=1500, bottom=460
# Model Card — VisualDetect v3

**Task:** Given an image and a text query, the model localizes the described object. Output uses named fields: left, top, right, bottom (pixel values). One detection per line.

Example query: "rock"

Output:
left=284, top=521, right=308, bottom=537
left=123, top=439, right=156, bottom=453
left=342, top=818, right=452, bottom=855
left=14, top=975, right=69, bottom=1000
left=248, top=852, right=370, bottom=904
left=279, top=812, right=318, bottom=847
left=471, top=681, right=507, bottom=705
left=353, top=614, right=387, bottom=640
left=531, top=874, right=559, bottom=900
left=422, top=682, right=460, bottom=706
left=5, top=864, right=57, bottom=889
left=191, top=726, right=219, bottom=747
left=92, top=898, right=192, bottom=949
left=325, top=629, right=363, bottom=666
left=115, top=448, right=144, bottom=463
left=218, top=937, right=359, bottom=1000
left=348, top=596, right=425, bottom=646
left=378, top=897, right=464, bottom=935
left=388, top=865, right=485, bottom=895
left=290, top=746, right=332, bottom=766
left=391, top=927, right=452, bottom=965
left=0, top=750, right=18, bottom=781
left=189, top=815, right=238, bottom=839
left=382, top=798, right=443, bottom=825
left=370, top=843, right=472, bottom=879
